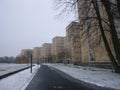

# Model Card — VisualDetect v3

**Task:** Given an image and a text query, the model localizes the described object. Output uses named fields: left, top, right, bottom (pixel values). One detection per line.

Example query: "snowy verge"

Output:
left=46, top=63, right=120, bottom=90
left=0, top=65, right=40, bottom=90
left=0, top=64, right=30, bottom=76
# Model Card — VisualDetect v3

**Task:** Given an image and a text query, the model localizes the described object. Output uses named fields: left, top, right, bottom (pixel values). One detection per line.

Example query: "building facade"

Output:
left=66, top=22, right=82, bottom=64
left=41, top=43, right=52, bottom=62
left=32, top=47, right=41, bottom=63
left=77, top=0, right=112, bottom=64
left=20, top=49, right=33, bottom=63
left=52, top=36, right=65, bottom=62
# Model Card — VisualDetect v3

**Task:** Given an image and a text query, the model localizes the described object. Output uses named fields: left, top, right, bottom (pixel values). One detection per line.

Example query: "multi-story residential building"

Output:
left=66, top=22, right=82, bottom=64
left=64, top=37, right=69, bottom=61
left=77, top=0, right=112, bottom=65
left=41, top=43, right=52, bottom=62
left=52, top=36, right=65, bottom=63
left=21, top=49, right=33, bottom=58
left=21, top=49, right=33, bottom=63
left=32, top=47, right=41, bottom=63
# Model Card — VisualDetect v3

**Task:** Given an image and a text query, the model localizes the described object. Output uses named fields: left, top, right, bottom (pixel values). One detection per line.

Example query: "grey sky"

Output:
left=0, top=0, right=76, bottom=57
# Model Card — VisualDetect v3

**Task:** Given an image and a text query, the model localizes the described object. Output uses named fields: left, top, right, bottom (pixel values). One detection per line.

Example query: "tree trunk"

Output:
left=92, top=0, right=120, bottom=73
left=116, top=0, right=120, bottom=16
left=101, top=0, right=120, bottom=66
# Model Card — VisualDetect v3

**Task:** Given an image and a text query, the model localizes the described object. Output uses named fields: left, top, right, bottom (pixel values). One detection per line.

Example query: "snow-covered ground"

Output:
left=0, top=64, right=30, bottom=76
left=0, top=64, right=40, bottom=90
left=0, top=63, right=119, bottom=90
left=47, top=64, right=120, bottom=90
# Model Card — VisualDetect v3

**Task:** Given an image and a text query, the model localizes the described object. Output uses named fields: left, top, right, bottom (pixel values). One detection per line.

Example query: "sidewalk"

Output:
left=0, top=65, right=40, bottom=90
left=0, top=64, right=32, bottom=79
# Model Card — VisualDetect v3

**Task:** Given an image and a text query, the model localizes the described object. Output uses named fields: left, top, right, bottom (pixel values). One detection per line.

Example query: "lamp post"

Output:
left=30, top=54, right=32, bottom=73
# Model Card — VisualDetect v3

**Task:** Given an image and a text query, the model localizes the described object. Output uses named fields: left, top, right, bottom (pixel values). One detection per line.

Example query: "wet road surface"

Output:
left=25, top=65, right=114, bottom=90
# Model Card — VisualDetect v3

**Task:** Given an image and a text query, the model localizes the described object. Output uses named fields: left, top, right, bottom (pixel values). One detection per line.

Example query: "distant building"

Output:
left=52, top=36, right=65, bottom=63
left=66, top=22, right=82, bottom=64
left=77, top=0, right=111, bottom=64
left=41, top=43, right=52, bottom=62
left=32, top=47, right=41, bottom=63
left=21, top=49, right=33, bottom=58
left=20, top=49, right=33, bottom=63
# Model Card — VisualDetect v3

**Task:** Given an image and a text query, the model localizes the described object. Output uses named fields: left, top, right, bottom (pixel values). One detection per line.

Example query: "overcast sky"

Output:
left=0, top=0, right=76, bottom=57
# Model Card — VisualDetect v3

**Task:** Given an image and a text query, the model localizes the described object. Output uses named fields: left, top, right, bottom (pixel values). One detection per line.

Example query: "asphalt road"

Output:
left=25, top=65, right=114, bottom=90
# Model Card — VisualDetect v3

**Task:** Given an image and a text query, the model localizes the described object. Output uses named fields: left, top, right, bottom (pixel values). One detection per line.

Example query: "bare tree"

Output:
left=55, top=0, right=120, bottom=72
left=91, top=0, right=120, bottom=72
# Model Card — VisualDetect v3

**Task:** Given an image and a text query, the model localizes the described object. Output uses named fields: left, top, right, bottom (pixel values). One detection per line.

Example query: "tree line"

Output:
left=0, top=55, right=28, bottom=64
left=0, top=56, right=15, bottom=63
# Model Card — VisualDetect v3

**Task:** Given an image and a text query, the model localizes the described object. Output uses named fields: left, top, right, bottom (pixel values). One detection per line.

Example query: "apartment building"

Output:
left=41, top=43, right=52, bottom=62
left=32, top=47, right=41, bottom=63
left=21, top=49, right=33, bottom=58
left=20, top=49, right=33, bottom=63
left=77, top=0, right=112, bottom=64
left=52, top=36, right=65, bottom=62
left=66, top=22, right=82, bottom=64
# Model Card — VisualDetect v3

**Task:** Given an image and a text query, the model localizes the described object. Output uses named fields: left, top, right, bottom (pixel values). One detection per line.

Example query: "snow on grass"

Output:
left=0, top=65, right=40, bottom=90
left=0, top=64, right=29, bottom=76
left=47, top=64, right=120, bottom=90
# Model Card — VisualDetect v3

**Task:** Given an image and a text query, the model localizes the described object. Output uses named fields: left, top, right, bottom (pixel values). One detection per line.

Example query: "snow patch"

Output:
left=0, top=65, right=40, bottom=90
